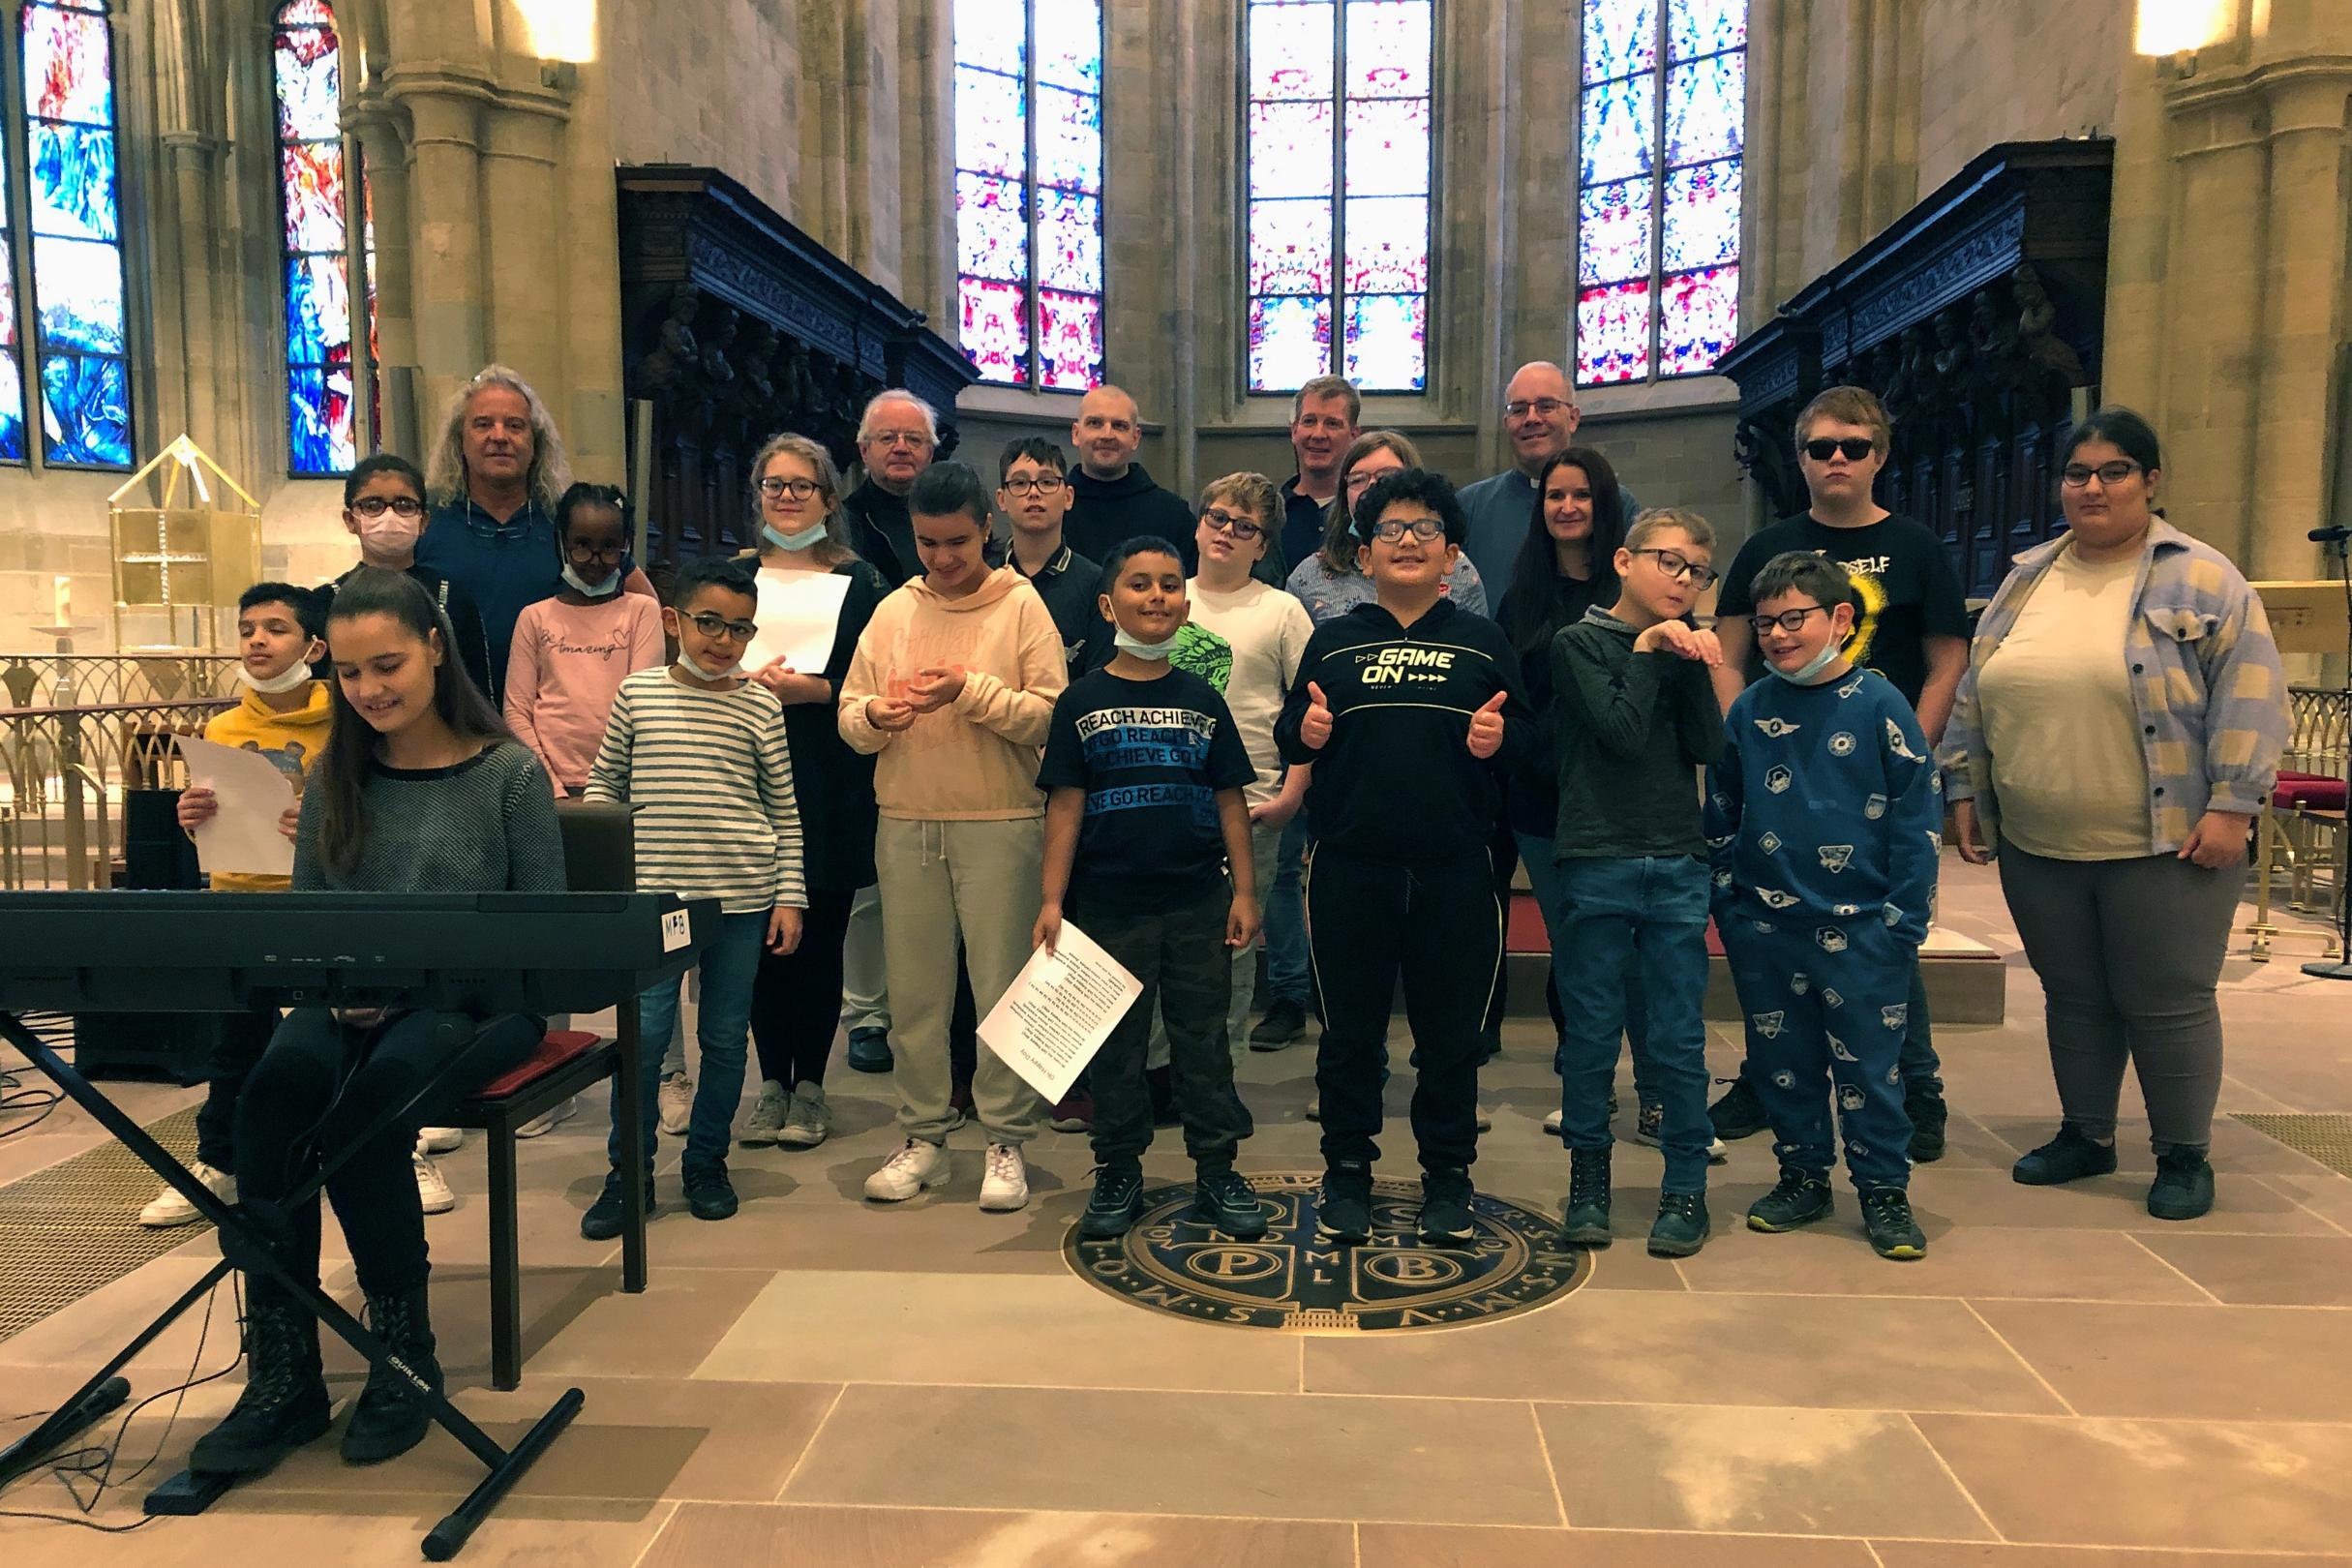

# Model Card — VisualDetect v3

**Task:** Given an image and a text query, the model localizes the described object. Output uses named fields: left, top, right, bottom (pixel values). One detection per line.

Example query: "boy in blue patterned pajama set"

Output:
left=1706, top=553, right=1943, bottom=1260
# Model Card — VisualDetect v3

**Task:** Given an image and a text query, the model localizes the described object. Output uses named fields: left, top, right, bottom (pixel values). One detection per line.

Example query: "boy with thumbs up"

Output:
left=1273, top=467, right=1530, bottom=1247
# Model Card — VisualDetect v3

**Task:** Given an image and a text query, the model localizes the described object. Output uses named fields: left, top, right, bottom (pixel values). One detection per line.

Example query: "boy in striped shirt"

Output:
left=580, top=555, right=806, bottom=1236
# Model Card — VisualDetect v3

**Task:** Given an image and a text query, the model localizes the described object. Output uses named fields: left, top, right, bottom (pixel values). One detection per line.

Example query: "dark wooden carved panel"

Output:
left=1718, top=140, right=2112, bottom=599
left=616, top=166, right=980, bottom=577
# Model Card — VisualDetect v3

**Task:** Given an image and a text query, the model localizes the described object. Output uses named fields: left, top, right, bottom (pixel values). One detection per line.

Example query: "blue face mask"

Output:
left=560, top=562, right=622, bottom=598
left=763, top=522, right=828, bottom=553
left=1769, top=638, right=1846, bottom=685
left=1112, top=625, right=1179, bottom=661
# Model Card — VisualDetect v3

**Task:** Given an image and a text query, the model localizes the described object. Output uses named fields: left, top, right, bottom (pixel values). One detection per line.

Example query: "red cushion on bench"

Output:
left=467, top=1030, right=601, bottom=1101
left=2275, top=771, right=2348, bottom=810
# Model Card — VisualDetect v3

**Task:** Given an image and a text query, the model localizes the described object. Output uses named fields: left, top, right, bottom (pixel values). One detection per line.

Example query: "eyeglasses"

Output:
left=1632, top=547, right=1718, bottom=588
left=1202, top=507, right=1263, bottom=540
left=565, top=539, right=627, bottom=563
left=1368, top=517, right=1446, bottom=544
left=864, top=430, right=932, bottom=450
left=681, top=611, right=757, bottom=642
left=1002, top=474, right=1067, bottom=496
left=2061, top=461, right=2142, bottom=488
left=1803, top=437, right=1877, bottom=463
left=1505, top=397, right=1572, bottom=420
left=1343, top=467, right=1391, bottom=496
left=757, top=476, right=821, bottom=500
left=350, top=496, right=425, bottom=519
left=1749, top=605, right=1831, bottom=636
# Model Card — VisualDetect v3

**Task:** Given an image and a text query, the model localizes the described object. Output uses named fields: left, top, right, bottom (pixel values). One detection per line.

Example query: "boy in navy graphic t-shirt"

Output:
left=1037, top=536, right=1264, bottom=1242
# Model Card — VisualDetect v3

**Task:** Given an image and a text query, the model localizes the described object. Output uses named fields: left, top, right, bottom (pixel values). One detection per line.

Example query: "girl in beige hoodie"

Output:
left=838, top=463, right=1068, bottom=1211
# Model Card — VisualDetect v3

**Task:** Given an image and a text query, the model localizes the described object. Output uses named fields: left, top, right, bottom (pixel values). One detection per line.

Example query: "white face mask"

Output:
left=676, top=649, right=740, bottom=681
left=1112, top=625, right=1179, bottom=661
left=357, top=513, right=422, bottom=557
left=560, top=563, right=622, bottom=598
left=237, top=655, right=316, bottom=695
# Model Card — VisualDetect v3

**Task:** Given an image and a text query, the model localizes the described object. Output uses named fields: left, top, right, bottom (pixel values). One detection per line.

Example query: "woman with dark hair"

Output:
left=191, top=567, right=564, bottom=1477
left=1943, top=408, right=2287, bottom=1221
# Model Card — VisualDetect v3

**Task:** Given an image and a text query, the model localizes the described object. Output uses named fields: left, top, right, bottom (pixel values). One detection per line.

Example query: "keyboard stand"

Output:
left=0, top=1005, right=630, bottom=1560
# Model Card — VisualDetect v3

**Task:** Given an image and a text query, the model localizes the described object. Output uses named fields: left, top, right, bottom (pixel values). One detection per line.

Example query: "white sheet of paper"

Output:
left=977, top=920, right=1145, bottom=1104
left=744, top=569, right=853, bottom=677
left=173, top=734, right=297, bottom=879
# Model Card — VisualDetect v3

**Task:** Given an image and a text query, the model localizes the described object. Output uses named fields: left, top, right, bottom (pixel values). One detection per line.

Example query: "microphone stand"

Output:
left=2302, top=525, right=2352, bottom=980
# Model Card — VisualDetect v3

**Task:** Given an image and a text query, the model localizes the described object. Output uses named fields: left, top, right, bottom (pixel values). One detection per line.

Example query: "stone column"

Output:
left=348, top=108, right=419, bottom=456
left=479, top=97, right=568, bottom=386
left=392, top=81, right=490, bottom=418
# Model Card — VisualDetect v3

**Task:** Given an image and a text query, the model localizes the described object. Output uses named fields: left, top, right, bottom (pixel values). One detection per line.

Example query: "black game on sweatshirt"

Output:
left=1275, top=597, right=1531, bottom=865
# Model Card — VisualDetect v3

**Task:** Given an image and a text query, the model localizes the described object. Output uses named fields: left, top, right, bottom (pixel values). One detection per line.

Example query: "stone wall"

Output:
left=1915, top=0, right=2125, bottom=194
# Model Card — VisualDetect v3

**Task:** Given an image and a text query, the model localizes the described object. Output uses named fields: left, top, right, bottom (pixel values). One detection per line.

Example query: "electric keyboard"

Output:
left=0, top=890, right=715, bottom=1014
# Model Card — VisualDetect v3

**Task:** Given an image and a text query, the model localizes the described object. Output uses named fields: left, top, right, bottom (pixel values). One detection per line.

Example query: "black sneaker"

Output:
left=1707, top=1076, right=1769, bottom=1140
left=1906, top=1086, right=1949, bottom=1162
left=1560, top=1147, right=1613, bottom=1246
left=683, top=1166, right=739, bottom=1221
left=1249, top=998, right=1309, bottom=1049
left=846, top=1027, right=893, bottom=1073
left=580, top=1170, right=654, bottom=1241
left=1417, top=1168, right=1475, bottom=1244
left=2147, top=1147, right=2216, bottom=1221
left=2011, top=1124, right=2118, bottom=1186
left=1647, top=1191, right=1710, bottom=1257
left=1316, top=1163, right=1373, bottom=1243
left=1080, top=1164, right=1146, bottom=1240
left=1191, top=1168, right=1270, bottom=1238
left=1858, top=1186, right=1927, bottom=1259
left=1747, top=1167, right=1834, bottom=1232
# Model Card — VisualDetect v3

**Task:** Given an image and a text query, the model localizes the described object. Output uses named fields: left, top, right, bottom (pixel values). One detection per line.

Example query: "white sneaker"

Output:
left=863, top=1138, right=950, bottom=1202
left=1543, top=1108, right=1563, bottom=1135
left=1305, top=1095, right=1320, bottom=1121
left=739, top=1080, right=789, bottom=1146
left=137, top=1161, right=236, bottom=1227
left=416, top=1126, right=463, bottom=1155
left=776, top=1083, right=831, bottom=1149
left=413, top=1152, right=456, bottom=1214
left=514, top=1094, right=579, bottom=1139
left=657, top=1071, right=693, bottom=1136
left=979, top=1142, right=1030, bottom=1212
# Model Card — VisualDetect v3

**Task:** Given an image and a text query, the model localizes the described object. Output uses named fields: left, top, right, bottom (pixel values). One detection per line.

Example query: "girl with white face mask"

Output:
left=320, top=454, right=497, bottom=700
left=502, top=483, right=665, bottom=799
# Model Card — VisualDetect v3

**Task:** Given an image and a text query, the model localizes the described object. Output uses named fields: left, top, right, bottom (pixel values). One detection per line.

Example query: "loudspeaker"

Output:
left=119, top=789, right=200, bottom=890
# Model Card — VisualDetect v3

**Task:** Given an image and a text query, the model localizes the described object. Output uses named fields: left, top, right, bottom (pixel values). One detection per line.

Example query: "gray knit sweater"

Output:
left=293, top=740, right=567, bottom=893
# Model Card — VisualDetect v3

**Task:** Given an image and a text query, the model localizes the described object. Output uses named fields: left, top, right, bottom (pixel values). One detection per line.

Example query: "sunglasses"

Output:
left=1804, top=437, right=1877, bottom=463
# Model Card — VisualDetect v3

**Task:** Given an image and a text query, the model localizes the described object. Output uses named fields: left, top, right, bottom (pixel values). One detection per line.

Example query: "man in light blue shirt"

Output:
left=1456, top=362, right=1640, bottom=603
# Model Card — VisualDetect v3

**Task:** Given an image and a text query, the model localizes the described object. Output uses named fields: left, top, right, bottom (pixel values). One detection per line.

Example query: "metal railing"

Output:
left=0, top=652, right=238, bottom=711
left=1, top=697, right=231, bottom=890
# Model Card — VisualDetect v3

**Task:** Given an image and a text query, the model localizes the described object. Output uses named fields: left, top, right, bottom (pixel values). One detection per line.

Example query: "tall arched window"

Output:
left=275, top=0, right=356, bottom=473
left=21, top=0, right=130, bottom=467
left=1575, top=0, right=1744, bottom=387
left=1245, top=0, right=1432, bottom=396
left=953, top=0, right=1104, bottom=390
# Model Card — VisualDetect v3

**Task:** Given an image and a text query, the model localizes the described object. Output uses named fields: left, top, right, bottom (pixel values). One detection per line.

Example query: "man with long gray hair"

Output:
left=414, top=364, right=651, bottom=705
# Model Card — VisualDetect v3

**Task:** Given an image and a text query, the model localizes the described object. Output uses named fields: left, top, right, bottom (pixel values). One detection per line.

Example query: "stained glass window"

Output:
left=953, top=0, right=1103, bottom=390
left=20, top=0, right=129, bottom=466
left=1246, top=0, right=1432, bottom=394
left=274, top=0, right=358, bottom=473
left=1575, top=0, right=1745, bottom=386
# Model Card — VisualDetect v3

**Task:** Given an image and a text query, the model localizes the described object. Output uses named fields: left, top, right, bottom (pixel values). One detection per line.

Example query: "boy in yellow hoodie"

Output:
left=840, top=462, right=1068, bottom=1212
left=137, top=582, right=333, bottom=1227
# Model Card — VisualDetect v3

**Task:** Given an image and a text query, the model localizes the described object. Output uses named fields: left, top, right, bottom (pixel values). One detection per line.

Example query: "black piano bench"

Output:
left=445, top=1029, right=641, bottom=1391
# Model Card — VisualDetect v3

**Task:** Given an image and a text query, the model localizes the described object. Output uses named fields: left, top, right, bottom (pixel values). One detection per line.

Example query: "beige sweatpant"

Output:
left=875, top=815, right=1047, bottom=1146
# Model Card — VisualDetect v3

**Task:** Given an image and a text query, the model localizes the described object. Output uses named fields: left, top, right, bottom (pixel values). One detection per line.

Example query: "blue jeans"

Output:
left=608, top=910, right=766, bottom=1180
left=1262, top=817, right=1312, bottom=1007
left=1554, top=856, right=1713, bottom=1193
left=1515, top=830, right=1654, bottom=1100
